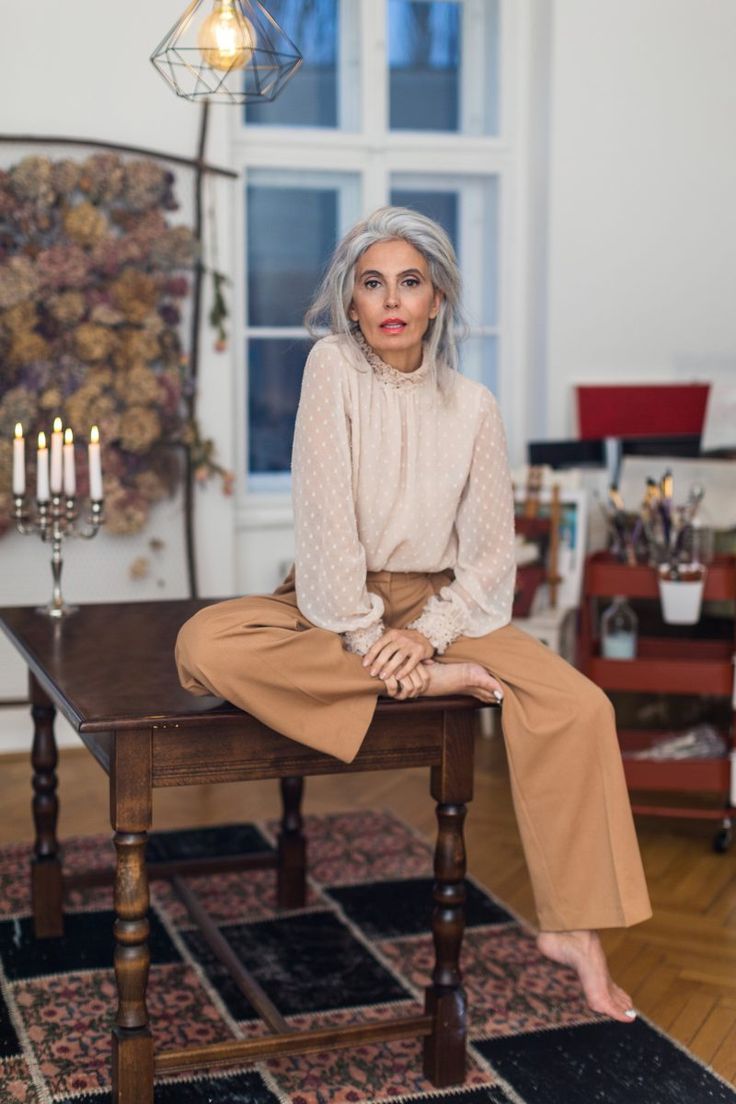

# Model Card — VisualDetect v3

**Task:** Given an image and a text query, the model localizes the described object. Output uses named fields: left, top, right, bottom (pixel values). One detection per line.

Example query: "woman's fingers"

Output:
left=395, top=666, right=429, bottom=700
left=382, top=675, right=400, bottom=698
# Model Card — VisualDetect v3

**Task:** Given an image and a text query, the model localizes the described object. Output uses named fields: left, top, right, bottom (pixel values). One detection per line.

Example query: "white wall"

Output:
left=544, top=0, right=736, bottom=438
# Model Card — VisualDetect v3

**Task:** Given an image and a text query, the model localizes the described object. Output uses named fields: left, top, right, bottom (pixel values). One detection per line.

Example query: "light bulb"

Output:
left=197, top=1, right=256, bottom=72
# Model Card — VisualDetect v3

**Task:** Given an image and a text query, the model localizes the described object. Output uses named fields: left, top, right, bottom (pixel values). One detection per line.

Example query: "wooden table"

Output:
left=0, top=599, right=481, bottom=1104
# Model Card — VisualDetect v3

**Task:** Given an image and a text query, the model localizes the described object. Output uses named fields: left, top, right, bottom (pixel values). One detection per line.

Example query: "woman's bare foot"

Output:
left=416, top=659, right=504, bottom=704
left=537, top=930, right=637, bottom=1023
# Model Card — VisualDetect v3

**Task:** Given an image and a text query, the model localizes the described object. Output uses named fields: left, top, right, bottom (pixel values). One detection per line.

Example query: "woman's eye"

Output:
left=403, top=277, right=420, bottom=287
left=364, top=279, right=381, bottom=289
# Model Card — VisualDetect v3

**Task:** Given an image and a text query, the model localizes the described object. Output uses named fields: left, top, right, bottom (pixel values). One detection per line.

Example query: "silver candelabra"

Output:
left=13, top=493, right=104, bottom=618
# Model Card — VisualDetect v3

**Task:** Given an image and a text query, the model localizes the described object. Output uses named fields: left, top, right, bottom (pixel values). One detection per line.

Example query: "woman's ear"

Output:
left=429, top=289, right=444, bottom=320
left=348, top=302, right=358, bottom=322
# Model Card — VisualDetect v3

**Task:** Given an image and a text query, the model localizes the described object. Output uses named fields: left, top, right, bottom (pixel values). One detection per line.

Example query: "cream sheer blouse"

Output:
left=290, top=332, right=516, bottom=656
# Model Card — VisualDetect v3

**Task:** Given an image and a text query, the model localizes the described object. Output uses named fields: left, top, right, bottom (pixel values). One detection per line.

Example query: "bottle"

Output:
left=600, top=596, right=638, bottom=660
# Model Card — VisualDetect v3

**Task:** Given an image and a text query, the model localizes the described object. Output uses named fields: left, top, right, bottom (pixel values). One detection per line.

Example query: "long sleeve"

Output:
left=291, top=341, right=386, bottom=654
left=407, top=393, right=516, bottom=653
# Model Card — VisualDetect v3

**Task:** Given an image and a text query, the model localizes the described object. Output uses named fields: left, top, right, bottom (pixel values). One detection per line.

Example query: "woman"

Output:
left=176, top=206, right=652, bottom=1025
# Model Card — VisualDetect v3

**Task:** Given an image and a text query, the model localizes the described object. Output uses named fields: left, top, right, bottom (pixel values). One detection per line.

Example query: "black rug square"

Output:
left=0, top=988, right=20, bottom=1059
left=146, top=823, right=274, bottom=864
left=54, top=1068, right=281, bottom=1103
left=400, top=1089, right=514, bottom=1104
left=327, top=877, right=513, bottom=939
left=0, top=909, right=180, bottom=981
left=475, top=1019, right=736, bottom=1103
left=183, top=909, right=411, bottom=1021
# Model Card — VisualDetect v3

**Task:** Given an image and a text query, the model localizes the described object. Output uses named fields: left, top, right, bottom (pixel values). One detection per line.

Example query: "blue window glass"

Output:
left=389, top=0, right=461, bottom=131
left=246, top=184, right=338, bottom=326
left=248, top=338, right=312, bottom=474
left=461, top=336, right=498, bottom=395
left=245, top=0, right=338, bottom=127
left=390, top=189, right=459, bottom=253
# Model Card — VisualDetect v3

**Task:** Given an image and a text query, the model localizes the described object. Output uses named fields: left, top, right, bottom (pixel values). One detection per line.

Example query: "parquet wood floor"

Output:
left=0, top=722, right=734, bottom=1083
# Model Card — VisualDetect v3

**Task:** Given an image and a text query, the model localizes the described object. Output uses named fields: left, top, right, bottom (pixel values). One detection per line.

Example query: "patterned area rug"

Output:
left=0, top=810, right=733, bottom=1104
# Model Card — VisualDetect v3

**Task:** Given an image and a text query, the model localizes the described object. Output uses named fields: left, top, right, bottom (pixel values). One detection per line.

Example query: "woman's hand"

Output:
left=362, top=628, right=434, bottom=698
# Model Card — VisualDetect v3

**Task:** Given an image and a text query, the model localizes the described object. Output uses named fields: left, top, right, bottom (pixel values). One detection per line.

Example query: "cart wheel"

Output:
left=713, top=823, right=733, bottom=853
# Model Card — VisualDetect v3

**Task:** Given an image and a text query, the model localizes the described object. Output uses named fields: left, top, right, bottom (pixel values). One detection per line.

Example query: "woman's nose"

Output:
left=384, top=285, right=399, bottom=307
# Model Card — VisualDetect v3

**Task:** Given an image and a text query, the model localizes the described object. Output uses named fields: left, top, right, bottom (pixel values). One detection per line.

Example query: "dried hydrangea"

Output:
left=124, top=160, right=168, bottom=212
left=0, top=256, right=39, bottom=309
left=135, top=469, right=169, bottom=503
left=7, top=330, right=49, bottom=366
left=115, top=364, right=161, bottom=406
left=113, top=327, right=160, bottom=370
left=9, top=156, right=54, bottom=205
left=102, top=480, right=149, bottom=535
left=0, top=439, right=12, bottom=489
left=1, top=301, right=38, bottom=335
left=36, top=244, right=89, bottom=289
left=39, top=387, right=64, bottom=411
left=110, top=268, right=158, bottom=323
left=51, top=160, right=80, bottom=196
left=119, top=405, right=162, bottom=454
left=63, top=202, right=109, bottom=248
left=65, top=385, right=117, bottom=438
left=47, top=291, right=86, bottom=327
left=149, top=226, right=197, bottom=270
left=89, top=302, right=125, bottom=327
left=79, top=154, right=125, bottom=204
left=0, top=386, right=37, bottom=436
left=74, top=322, right=116, bottom=363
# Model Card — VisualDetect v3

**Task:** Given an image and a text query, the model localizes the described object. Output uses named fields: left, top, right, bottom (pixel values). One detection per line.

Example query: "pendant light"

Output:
left=151, top=0, right=302, bottom=104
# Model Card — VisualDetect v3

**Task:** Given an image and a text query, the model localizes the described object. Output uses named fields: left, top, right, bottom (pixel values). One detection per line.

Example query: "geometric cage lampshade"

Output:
left=150, top=0, right=303, bottom=105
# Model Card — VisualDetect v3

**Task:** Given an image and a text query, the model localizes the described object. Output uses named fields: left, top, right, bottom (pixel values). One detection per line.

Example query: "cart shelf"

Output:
left=579, top=552, right=736, bottom=850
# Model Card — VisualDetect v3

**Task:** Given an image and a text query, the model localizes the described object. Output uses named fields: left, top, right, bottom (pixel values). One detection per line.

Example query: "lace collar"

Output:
left=353, top=329, right=432, bottom=390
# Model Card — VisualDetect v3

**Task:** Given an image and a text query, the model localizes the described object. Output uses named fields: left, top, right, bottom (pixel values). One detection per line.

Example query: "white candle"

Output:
left=50, top=416, right=63, bottom=495
left=88, top=425, right=103, bottom=501
left=13, top=423, right=25, bottom=497
left=63, top=427, right=76, bottom=497
left=36, top=431, right=49, bottom=502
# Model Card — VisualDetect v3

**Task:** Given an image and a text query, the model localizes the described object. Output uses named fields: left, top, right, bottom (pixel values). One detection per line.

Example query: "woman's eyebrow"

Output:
left=357, top=267, right=424, bottom=278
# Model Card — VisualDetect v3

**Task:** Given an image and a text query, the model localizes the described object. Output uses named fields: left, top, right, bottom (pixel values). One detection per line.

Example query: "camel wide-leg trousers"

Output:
left=175, top=567, right=652, bottom=933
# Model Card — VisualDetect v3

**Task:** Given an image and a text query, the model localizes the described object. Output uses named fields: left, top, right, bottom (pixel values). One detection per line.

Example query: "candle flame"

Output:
left=64, top=428, right=73, bottom=445
left=53, top=416, right=63, bottom=433
left=14, top=422, right=23, bottom=439
left=38, top=431, right=47, bottom=449
left=90, top=425, right=100, bottom=444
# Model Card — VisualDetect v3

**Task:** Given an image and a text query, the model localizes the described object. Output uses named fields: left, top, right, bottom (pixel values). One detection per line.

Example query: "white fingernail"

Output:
left=493, top=690, right=503, bottom=702
left=624, top=1008, right=637, bottom=1019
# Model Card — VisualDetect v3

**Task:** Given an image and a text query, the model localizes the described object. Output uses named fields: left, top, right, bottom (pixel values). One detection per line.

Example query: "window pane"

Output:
left=390, top=188, right=459, bottom=252
left=245, top=0, right=338, bottom=127
left=248, top=338, right=311, bottom=474
left=389, top=0, right=461, bottom=132
left=246, top=183, right=338, bottom=326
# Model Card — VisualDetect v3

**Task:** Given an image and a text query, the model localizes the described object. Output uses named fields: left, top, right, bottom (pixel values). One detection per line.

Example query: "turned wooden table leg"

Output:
left=423, top=709, right=475, bottom=1088
left=30, top=673, right=63, bottom=939
left=110, top=730, right=154, bottom=1104
left=277, top=775, right=306, bottom=909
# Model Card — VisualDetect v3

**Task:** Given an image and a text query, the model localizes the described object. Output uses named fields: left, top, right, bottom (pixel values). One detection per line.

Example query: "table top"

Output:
left=0, top=599, right=478, bottom=735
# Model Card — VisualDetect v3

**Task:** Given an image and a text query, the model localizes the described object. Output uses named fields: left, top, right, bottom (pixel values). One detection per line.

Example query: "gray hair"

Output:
left=304, top=206, right=466, bottom=394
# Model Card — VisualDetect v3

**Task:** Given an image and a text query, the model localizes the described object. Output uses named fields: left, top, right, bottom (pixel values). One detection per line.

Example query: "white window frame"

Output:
left=231, top=0, right=533, bottom=529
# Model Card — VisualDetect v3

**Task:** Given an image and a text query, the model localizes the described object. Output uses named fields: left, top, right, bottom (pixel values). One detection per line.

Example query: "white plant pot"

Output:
left=657, top=572, right=706, bottom=625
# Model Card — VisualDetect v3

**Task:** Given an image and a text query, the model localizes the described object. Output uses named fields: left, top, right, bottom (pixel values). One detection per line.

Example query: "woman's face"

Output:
left=349, top=238, right=442, bottom=372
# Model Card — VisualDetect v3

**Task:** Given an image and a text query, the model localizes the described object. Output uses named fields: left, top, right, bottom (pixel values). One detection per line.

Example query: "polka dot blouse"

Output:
left=291, top=332, right=516, bottom=656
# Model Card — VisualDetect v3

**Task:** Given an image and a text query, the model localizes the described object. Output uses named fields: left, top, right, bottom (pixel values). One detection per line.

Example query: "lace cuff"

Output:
left=406, top=589, right=469, bottom=655
left=341, top=620, right=387, bottom=657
